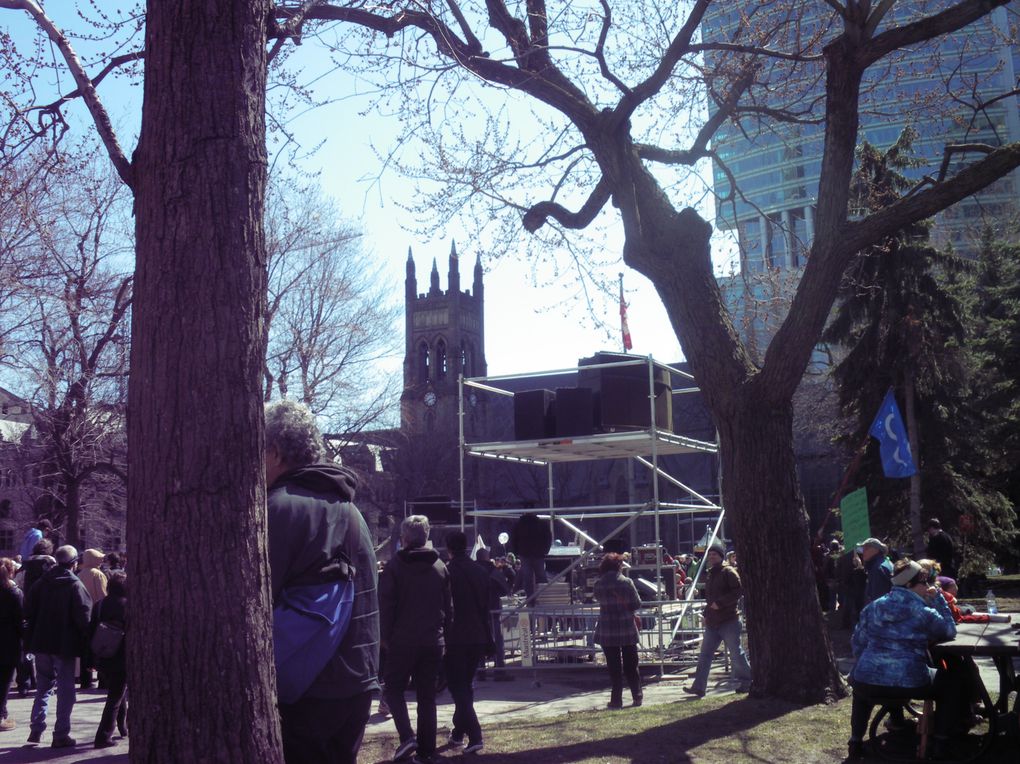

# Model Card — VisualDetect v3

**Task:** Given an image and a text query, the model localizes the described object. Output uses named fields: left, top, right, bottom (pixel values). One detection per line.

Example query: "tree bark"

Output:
left=128, top=1, right=282, bottom=761
left=718, top=392, right=845, bottom=703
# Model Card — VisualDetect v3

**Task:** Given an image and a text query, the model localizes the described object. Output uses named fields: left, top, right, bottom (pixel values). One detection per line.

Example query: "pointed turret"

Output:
left=429, top=257, right=441, bottom=295
left=448, top=240, right=460, bottom=294
left=405, top=247, right=417, bottom=297
left=473, top=252, right=483, bottom=298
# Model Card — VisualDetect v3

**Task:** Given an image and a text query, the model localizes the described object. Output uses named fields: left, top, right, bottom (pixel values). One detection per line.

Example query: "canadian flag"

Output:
left=619, top=280, right=633, bottom=351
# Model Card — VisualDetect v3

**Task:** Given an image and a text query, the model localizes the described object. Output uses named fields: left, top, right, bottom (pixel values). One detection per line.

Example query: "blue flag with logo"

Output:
left=869, top=389, right=916, bottom=478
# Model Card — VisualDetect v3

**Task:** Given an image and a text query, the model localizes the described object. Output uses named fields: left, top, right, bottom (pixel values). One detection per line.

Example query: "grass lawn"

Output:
left=359, top=580, right=1019, bottom=763
left=358, top=692, right=1018, bottom=763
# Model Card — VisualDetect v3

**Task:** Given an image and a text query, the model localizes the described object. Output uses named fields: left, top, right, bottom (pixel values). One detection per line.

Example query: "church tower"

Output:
left=401, top=243, right=487, bottom=438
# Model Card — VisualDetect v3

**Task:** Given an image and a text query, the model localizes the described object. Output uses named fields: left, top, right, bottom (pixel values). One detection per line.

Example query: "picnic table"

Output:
left=929, top=616, right=1019, bottom=760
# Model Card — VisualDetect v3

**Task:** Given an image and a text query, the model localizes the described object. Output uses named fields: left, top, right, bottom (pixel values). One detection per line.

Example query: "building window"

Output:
left=436, top=340, right=448, bottom=379
left=107, top=534, right=122, bottom=550
left=0, top=469, right=13, bottom=488
left=460, top=341, right=470, bottom=376
left=0, top=499, right=10, bottom=518
left=0, top=529, right=12, bottom=552
left=418, top=341, right=430, bottom=383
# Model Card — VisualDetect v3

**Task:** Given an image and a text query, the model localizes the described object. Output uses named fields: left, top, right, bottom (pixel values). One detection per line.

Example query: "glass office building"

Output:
left=702, top=3, right=1019, bottom=272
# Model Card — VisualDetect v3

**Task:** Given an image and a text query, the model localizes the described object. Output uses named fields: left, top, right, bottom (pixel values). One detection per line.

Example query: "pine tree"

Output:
left=823, top=131, right=1015, bottom=570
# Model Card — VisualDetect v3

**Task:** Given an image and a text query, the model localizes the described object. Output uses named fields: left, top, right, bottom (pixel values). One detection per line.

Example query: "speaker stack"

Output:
left=513, top=389, right=556, bottom=440
left=578, top=352, right=673, bottom=433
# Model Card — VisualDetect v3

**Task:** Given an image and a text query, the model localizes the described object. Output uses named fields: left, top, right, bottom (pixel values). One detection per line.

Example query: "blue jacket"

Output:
left=851, top=586, right=956, bottom=688
left=864, top=554, right=893, bottom=604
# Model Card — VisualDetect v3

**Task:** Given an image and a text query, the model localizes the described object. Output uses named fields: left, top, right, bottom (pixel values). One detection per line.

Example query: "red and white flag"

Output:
left=619, top=277, right=633, bottom=351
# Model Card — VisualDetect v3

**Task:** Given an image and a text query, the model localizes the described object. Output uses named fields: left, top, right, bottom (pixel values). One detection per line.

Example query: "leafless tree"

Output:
left=264, top=174, right=400, bottom=433
left=280, top=0, right=1020, bottom=703
left=0, top=150, right=130, bottom=547
left=2, top=0, right=1017, bottom=741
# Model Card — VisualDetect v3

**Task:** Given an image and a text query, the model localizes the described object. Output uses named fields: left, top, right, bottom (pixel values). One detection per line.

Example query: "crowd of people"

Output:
left=3, top=399, right=974, bottom=763
left=0, top=522, right=128, bottom=750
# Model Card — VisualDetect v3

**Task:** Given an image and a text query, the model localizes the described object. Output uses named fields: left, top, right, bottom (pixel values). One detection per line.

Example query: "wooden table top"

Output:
left=932, top=618, right=1019, bottom=657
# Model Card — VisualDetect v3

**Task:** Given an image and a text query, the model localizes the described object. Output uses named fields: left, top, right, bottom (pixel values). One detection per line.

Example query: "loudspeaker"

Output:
left=408, top=496, right=459, bottom=525
left=554, top=387, right=594, bottom=437
left=513, top=389, right=556, bottom=440
left=578, top=352, right=673, bottom=432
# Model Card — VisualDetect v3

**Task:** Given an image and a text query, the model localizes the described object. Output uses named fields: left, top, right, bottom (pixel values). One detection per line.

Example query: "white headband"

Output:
left=892, top=560, right=923, bottom=587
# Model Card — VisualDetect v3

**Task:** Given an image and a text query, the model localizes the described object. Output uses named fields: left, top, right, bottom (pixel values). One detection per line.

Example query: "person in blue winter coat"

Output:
left=846, top=558, right=956, bottom=760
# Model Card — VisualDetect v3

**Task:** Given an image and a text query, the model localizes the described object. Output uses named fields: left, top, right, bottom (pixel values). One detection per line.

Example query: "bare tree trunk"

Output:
left=718, top=393, right=845, bottom=703
left=127, top=1, right=282, bottom=761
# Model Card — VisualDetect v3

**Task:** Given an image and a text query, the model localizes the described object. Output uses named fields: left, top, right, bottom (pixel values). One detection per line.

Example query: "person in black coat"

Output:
left=510, top=513, right=552, bottom=599
left=443, top=532, right=492, bottom=753
left=0, top=558, right=24, bottom=731
left=91, top=571, right=127, bottom=748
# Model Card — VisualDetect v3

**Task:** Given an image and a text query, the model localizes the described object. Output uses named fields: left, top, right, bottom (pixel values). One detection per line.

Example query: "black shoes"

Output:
left=847, top=740, right=865, bottom=760
left=683, top=685, right=705, bottom=698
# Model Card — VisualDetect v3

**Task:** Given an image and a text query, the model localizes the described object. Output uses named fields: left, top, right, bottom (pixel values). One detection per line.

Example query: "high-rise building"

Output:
left=702, top=3, right=1019, bottom=275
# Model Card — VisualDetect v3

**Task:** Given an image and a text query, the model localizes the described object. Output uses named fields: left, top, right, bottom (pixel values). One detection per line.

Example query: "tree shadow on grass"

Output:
left=368, top=698, right=799, bottom=764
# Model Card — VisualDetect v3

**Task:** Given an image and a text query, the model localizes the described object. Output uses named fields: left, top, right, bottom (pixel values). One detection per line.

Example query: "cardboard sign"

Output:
left=840, top=488, right=870, bottom=547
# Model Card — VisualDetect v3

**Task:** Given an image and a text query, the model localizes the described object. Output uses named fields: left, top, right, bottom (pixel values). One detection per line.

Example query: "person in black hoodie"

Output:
left=443, top=531, right=492, bottom=754
left=91, top=571, right=127, bottom=748
left=24, top=545, right=92, bottom=748
left=266, top=400, right=380, bottom=764
left=379, top=515, right=452, bottom=764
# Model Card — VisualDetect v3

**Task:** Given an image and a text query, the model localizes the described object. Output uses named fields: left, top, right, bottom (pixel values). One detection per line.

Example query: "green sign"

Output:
left=840, top=488, right=870, bottom=547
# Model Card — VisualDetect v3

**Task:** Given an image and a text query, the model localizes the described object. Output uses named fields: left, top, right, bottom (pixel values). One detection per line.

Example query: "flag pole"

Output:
left=618, top=272, right=632, bottom=353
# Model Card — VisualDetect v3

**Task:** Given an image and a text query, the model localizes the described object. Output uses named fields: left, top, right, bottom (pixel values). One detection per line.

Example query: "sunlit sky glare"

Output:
left=3, top=7, right=742, bottom=381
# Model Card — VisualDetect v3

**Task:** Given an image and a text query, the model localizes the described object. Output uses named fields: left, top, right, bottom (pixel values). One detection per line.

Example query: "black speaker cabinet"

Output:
left=513, top=389, right=556, bottom=440
left=554, top=387, right=594, bottom=437
left=409, top=496, right=459, bottom=525
left=578, top=352, right=673, bottom=432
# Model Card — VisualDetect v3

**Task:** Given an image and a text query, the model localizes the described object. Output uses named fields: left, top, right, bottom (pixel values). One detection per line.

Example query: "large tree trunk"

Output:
left=128, top=1, right=282, bottom=761
left=718, top=394, right=846, bottom=703
left=626, top=184, right=845, bottom=704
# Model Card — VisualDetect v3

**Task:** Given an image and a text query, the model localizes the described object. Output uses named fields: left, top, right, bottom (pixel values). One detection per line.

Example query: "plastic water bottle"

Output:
left=985, top=590, right=998, bottom=615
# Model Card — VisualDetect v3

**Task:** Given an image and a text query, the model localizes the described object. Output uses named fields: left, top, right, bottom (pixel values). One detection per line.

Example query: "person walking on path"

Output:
left=444, top=531, right=492, bottom=754
left=593, top=553, right=643, bottom=709
left=684, top=540, right=751, bottom=697
left=77, top=549, right=108, bottom=690
left=24, top=545, right=92, bottom=748
left=266, top=400, right=380, bottom=764
left=379, top=515, right=452, bottom=764
left=0, top=558, right=24, bottom=732
left=90, top=571, right=128, bottom=748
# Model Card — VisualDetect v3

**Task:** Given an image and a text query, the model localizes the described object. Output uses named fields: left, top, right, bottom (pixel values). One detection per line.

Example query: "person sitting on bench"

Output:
left=846, top=558, right=956, bottom=760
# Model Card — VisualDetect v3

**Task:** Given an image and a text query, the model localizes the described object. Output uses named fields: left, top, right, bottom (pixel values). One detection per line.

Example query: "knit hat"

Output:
left=707, top=539, right=726, bottom=557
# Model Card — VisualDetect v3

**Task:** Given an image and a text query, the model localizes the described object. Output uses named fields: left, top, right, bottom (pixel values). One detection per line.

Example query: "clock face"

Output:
left=423, top=391, right=437, bottom=407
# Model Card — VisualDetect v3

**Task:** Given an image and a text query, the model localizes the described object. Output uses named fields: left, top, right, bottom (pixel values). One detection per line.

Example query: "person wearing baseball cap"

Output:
left=857, top=538, right=892, bottom=606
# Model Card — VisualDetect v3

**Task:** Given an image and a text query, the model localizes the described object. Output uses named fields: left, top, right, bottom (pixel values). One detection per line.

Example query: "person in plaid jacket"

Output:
left=593, top=553, right=643, bottom=709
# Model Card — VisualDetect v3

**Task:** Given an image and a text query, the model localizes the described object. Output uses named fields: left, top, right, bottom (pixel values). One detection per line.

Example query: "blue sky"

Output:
left=2, top=6, right=746, bottom=382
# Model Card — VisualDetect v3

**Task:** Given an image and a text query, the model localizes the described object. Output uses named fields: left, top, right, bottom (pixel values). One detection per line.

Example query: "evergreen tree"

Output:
left=823, top=131, right=1016, bottom=570
left=964, top=231, right=1020, bottom=567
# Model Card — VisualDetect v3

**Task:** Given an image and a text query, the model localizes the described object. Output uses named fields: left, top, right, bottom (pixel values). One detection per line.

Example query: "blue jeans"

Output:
left=691, top=617, right=751, bottom=693
left=30, top=653, right=77, bottom=739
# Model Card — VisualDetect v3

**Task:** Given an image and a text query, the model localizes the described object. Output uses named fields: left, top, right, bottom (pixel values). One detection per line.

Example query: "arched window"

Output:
left=436, top=339, right=448, bottom=379
left=418, top=341, right=430, bottom=383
